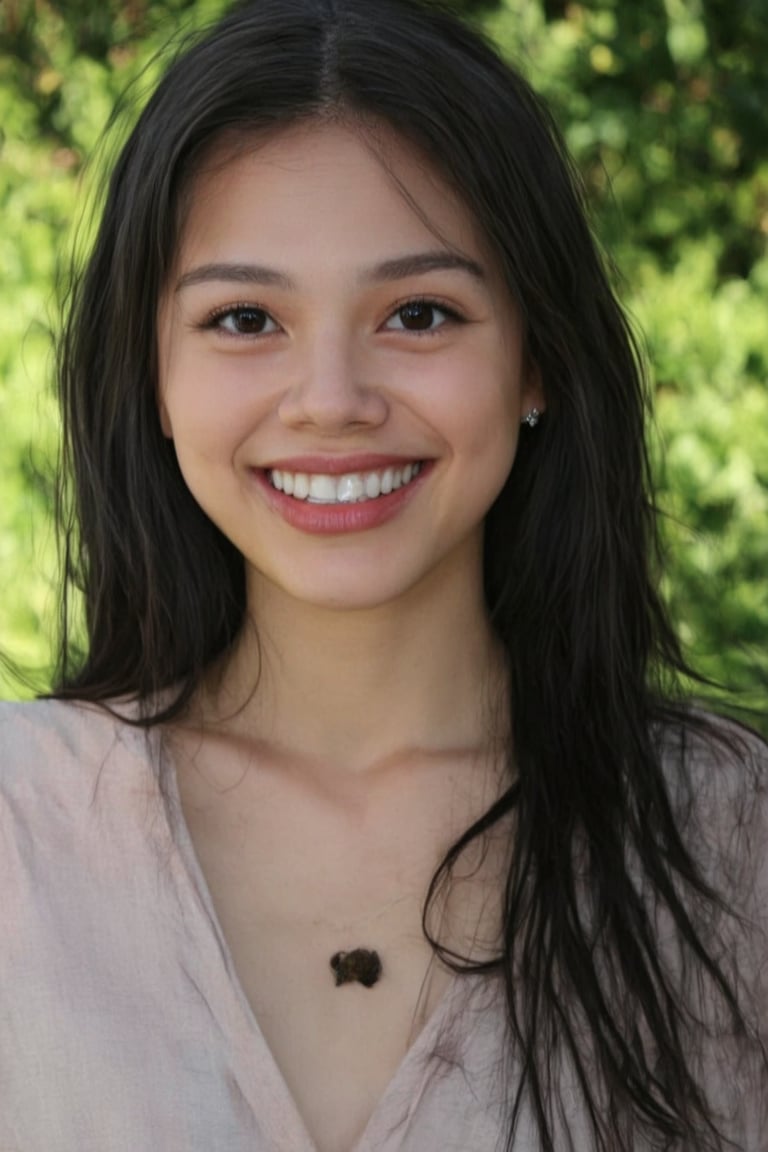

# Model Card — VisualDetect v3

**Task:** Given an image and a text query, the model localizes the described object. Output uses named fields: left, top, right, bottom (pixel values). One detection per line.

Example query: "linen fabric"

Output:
left=0, top=699, right=765, bottom=1151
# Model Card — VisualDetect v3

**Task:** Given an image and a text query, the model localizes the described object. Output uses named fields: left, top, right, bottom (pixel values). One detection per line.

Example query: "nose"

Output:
left=277, top=329, right=388, bottom=432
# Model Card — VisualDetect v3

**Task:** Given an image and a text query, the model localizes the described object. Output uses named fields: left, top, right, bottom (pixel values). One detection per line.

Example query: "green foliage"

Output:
left=0, top=0, right=233, bottom=696
left=0, top=54, right=73, bottom=692
left=488, top=0, right=768, bottom=726
left=0, top=0, right=765, bottom=726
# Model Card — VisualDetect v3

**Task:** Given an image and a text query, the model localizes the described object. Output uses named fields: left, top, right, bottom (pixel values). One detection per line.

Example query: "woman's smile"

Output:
left=252, top=458, right=431, bottom=537
left=267, top=460, right=423, bottom=505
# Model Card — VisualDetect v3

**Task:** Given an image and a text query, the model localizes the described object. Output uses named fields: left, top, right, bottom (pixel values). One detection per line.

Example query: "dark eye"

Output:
left=215, top=307, right=279, bottom=336
left=385, top=300, right=452, bottom=333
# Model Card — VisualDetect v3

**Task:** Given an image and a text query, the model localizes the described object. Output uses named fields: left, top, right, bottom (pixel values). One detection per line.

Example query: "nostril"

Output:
left=277, top=376, right=389, bottom=431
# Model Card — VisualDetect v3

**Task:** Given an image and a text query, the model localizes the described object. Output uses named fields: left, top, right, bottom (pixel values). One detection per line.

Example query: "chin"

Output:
left=248, top=559, right=438, bottom=615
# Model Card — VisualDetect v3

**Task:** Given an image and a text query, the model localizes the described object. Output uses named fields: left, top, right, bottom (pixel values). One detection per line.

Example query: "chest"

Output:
left=194, top=836, right=455, bottom=1151
left=173, top=745, right=509, bottom=1151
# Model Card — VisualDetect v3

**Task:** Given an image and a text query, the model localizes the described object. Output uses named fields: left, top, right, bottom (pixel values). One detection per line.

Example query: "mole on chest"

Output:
left=330, top=948, right=383, bottom=987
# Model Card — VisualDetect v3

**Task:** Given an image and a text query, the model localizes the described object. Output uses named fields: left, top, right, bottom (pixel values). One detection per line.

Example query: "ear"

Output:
left=520, top=354, right=545, bottom=419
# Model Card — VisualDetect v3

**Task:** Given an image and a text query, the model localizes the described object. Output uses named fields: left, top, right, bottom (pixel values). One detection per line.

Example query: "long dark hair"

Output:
left=53, top=1, right=766, bottom=1148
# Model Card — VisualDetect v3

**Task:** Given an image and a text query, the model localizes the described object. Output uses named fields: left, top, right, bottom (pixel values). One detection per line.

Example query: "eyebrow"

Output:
left=174, top=250, right=486, bottom=293
left=175, top=263, right=294, bottom=292
left=362, top=251, right=486, bottom=284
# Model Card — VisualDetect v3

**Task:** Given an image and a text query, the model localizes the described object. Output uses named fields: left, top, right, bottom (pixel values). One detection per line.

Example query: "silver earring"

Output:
left=522, top=408, right=541, bottom=428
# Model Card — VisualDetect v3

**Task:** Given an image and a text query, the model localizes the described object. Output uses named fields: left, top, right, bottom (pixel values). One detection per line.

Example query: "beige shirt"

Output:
left=0, top=699, right=765, bottom=1151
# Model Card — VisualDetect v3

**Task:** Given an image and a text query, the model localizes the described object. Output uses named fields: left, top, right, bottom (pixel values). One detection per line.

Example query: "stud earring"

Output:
left=522, top=408, right=541, bottom=428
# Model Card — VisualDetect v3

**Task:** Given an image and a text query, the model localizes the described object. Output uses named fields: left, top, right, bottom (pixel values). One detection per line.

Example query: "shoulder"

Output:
left=0, top=695, right=136, bottom=758
left=658, top=711, right=768, bottom=1006
left=0, top=696, right=156, bottom=808
left=657, top=707, right=767, bottom=779
left=658, top=712, right=767, bottom=860
left=655, top=715, right=768, bottom=1136
left=655, top=712, right=768, bottom=901
left=1, top=694, right=107, bottom=741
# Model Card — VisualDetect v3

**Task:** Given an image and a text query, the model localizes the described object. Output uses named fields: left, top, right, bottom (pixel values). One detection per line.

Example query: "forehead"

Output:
left=174, top=119, right=493, bottom=272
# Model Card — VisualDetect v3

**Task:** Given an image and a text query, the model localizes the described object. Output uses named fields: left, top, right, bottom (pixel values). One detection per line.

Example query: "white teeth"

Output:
left=364, top=472, right=381, bottom=499
left=268, top=462, right=422, bottom=504
left=336, top=474, right=365, bottom=503
left=293, top=473, right=310, bottom=500
left=308, top=474, right=337, bottom=502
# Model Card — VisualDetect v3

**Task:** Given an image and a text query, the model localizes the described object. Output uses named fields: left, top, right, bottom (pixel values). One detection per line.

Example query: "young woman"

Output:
left=1, top=1, right=765, bottom=1149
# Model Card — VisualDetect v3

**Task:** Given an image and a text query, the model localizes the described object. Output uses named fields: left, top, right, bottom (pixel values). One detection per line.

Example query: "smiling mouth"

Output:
left=267, top=462, right=423, bottom=504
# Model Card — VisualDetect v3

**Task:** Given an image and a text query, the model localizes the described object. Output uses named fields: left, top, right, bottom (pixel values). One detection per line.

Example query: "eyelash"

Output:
left=198, top=303, right=279, bottom=338
left=198, top=296, right=466, bottom=339
left=382, top=296, right=465, bottom=334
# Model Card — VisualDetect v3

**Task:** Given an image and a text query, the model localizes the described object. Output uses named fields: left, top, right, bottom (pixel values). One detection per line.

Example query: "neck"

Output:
left=199, top=559, right=507, bottom=777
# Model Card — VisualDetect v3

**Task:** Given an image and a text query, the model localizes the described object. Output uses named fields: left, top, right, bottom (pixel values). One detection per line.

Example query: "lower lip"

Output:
left=253, top=465, right=430, bottom=535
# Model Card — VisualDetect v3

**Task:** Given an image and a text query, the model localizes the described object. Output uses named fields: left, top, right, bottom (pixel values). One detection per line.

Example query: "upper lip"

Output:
left=261, top=454, right=426, bottom=475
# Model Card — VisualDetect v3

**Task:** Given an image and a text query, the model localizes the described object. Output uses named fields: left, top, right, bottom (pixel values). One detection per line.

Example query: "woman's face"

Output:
left=157, top=121, right=542, bottom=613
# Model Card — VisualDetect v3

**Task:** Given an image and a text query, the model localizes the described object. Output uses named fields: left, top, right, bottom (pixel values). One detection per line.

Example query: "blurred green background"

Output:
left=1, top=0, right=766, bottom=728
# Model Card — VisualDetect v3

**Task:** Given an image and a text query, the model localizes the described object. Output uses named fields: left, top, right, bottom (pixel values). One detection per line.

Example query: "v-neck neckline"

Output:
left=157, top=728, right=474, bottom=1152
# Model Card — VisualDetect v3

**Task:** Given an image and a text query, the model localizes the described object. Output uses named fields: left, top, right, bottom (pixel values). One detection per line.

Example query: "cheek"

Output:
left=464, top=390, right=518, bottom=450
left=158, top=368, right=257, bottom=457
left=479, top=423, right=520, bottom=509
left=451, top=373, right=522, bottom=512
left=156, top=320, right=270, bottom=448
left=446, top=362, right=521, bottom=464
